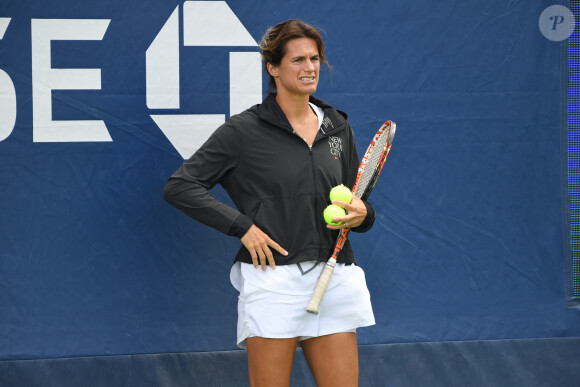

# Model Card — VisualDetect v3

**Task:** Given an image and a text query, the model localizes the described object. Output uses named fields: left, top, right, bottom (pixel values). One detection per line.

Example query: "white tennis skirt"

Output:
left=230, top=260, right=375, bottom=348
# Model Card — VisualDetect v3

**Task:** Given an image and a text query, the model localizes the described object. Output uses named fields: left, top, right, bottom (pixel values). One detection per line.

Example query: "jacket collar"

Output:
left=257, top=93, right=348, bottom=136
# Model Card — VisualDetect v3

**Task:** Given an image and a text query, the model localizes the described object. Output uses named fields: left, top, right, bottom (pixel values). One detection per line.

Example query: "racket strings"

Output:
left=354, top=130, right=391, bottom=198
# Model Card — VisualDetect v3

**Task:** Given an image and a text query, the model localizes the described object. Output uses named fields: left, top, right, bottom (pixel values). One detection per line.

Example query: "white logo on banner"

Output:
left=147, top=1, right=262, bottom=158
left=0, top=1, right=259, bottom=150
left=31, top=19, right=112, bottom=142
left=1, top=17, right=112, bottom=143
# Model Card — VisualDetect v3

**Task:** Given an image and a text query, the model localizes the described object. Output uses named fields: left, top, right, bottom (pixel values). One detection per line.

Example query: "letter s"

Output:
left=0, top=18, right=16, bottom=142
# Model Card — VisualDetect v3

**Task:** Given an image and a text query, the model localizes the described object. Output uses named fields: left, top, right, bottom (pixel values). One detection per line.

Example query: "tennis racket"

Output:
left=306, top=120, right=396, bottom=314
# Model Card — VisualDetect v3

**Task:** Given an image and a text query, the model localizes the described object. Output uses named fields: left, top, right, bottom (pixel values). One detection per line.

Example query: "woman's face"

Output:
left=268, top=37, right=320, bottom=98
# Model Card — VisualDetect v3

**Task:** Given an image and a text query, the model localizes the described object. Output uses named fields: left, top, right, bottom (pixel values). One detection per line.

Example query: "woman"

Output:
left=164, top=19, right=376, bottom=386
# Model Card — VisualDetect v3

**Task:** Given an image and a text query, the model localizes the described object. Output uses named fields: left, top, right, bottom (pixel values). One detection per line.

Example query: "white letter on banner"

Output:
left=0, top=18, right=16, bottom=142
left=0, top=70, right=16, bottom=142
left=31, top=19, right=112, bottom=142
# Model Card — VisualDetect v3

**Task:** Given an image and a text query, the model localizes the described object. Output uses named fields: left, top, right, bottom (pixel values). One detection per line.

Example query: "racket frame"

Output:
left=306, top=121, right=396, bottom=314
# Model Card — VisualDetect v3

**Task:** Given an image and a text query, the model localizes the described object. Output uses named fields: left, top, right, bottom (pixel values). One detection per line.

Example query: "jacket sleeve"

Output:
left=163, top=120, right=253, bottom=239
left=345, top=125, right=376, bottom=233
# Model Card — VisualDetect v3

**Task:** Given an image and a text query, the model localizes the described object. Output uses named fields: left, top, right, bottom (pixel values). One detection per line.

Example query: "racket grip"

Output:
left=306, top=258, right=337, bottom=315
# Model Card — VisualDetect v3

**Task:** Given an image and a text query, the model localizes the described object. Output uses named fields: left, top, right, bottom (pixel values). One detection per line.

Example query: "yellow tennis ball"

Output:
left=323, top=204, right=346, bottom=225
left=329, top=184, right=352, bottom=204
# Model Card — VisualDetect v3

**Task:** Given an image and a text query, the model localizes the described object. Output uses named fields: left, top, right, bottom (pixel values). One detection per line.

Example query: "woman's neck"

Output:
left=275, top=91, right=311, bottom=121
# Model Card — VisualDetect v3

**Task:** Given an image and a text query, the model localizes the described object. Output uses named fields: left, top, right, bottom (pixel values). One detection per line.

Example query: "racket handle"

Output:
left=306, top=258, right=336, bottom=315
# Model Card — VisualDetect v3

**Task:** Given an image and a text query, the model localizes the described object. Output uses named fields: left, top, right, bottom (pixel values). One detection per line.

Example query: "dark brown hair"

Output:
left=260, top=19, right=330, bottom=90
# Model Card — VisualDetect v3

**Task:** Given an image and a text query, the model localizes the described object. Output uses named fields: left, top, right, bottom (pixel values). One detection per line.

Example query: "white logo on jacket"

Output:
left=328, top=136, right=342, bottom=159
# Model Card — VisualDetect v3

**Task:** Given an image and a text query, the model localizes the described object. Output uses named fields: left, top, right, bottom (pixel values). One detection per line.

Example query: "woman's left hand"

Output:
left=326, top=196, right=367, bottom=230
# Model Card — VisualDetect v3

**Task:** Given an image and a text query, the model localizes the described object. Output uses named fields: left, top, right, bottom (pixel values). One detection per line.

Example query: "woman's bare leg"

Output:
left=300, top=332, right=359, bottom=387
left=246, top=337, right=300, bottom=387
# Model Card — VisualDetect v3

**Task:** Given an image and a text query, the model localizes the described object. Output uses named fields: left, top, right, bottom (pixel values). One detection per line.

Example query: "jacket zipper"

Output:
left=307, top=146, right=323, bottom=261
left=296, top=121, right=349, bottom=262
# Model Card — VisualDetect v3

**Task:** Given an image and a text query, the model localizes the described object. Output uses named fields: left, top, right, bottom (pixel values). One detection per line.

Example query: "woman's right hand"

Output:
left=241, top=225, right=288, bottom=271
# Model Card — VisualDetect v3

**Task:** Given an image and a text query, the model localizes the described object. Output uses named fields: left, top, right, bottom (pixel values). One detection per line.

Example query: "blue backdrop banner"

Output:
left=0, top=0, right=579, bottom=362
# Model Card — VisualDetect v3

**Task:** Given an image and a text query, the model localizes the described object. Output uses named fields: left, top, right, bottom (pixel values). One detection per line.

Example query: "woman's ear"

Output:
left=266, top=62, right=278, bottom=77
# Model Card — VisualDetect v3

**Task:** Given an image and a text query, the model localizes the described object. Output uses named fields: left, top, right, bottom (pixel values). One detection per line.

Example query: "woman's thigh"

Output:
left=300, top=332, right=359, bottom=387
left=246, top=336, right=300, bottom=387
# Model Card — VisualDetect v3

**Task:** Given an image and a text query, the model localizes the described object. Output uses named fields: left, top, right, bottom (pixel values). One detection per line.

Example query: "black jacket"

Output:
left=164, top=93, right=375, bottom=265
